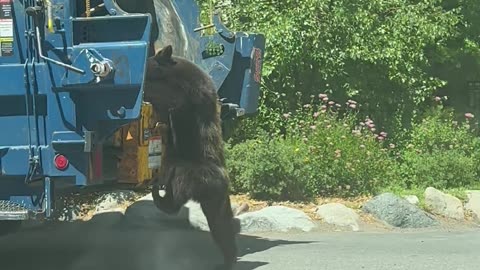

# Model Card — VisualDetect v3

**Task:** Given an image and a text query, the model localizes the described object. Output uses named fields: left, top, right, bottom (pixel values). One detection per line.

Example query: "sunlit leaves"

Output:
left=197, top=0, right=476, bottom=133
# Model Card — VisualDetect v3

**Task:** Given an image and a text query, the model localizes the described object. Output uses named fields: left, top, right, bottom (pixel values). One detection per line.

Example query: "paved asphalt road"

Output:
left=0, top=200, right=479, bottom=270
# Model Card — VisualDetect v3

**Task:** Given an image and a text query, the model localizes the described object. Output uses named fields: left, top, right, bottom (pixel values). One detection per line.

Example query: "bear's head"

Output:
left=143, top=44, right=218, bottom=123
left=146, top=44, right=207, bottom=83
left=145, top=45, right=177, bottom=81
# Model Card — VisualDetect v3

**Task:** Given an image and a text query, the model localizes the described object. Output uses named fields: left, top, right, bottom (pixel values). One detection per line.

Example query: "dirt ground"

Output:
left=230, top=194, right=372, bottom=220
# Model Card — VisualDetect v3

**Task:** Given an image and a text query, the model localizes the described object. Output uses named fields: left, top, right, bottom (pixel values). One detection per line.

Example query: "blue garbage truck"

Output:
left=0, top=0, right=265, bottom=233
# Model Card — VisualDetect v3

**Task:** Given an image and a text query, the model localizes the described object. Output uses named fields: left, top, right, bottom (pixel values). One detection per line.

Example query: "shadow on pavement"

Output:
left=0, top=200, right=312, bottom=270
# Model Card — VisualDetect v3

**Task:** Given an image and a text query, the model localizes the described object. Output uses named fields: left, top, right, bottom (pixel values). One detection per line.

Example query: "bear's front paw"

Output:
left=157, top=187, right=166, bottom=197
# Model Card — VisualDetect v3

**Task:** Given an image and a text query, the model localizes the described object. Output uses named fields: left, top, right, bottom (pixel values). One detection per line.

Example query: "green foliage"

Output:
left=213, top=0, right=464, bottom=134
left=226, top=95, right=480, bottom=200
left=226, top=94, right=400, bottom=200
left=406, top=105, right=479, bottom=155
left=436, top=0, right=480, bottom=62
left=398, top=149, right=477, bottom=190
left=394, top=102, right=480, bottom=190
left=194, top=0, right=480, bottom=200
left=225, top=135, right=309, bottom=201
left=195, top=0, right=480, bottom=135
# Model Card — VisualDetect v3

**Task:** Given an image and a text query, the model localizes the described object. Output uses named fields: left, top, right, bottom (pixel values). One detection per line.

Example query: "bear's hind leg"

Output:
left=152, top=164, right=197, bottom=215
left=200, top=193, right=238, bottom=269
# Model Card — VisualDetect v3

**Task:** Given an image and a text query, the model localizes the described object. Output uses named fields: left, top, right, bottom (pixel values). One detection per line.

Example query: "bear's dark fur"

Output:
left=143, top=45, right=238, bottom=269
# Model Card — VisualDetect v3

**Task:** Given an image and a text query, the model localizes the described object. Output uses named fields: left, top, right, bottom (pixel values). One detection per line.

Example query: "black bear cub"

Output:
left=143, top=45, right=238, bottom=269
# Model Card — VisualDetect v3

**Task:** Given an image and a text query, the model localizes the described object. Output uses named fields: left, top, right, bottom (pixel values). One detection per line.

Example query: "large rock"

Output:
left=122, top=194, right=189, bottom=228
left=315, top=203, right=360, bottom=231
left=180, top=201, right=246, bottom=231
left=232, top=203, right=249, bottom=216
left=424, top=187, right=464, bottom=220
left=363, top=193, right=438, bottom=228
left=182, top=201, right=209, bottom=231
left=237, top=206, right=316, bottom=233
left=125, top=194, right=315, bottom=233
left=123, top=194, right=240, bottom=231
left=465, top=190, right=480, bottom=222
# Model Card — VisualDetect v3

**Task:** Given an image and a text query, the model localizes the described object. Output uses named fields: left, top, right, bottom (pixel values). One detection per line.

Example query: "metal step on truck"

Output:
left=0, top=0, right=265, bottom=234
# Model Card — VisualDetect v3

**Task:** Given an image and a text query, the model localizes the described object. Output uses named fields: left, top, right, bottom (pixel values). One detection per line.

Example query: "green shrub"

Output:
left=395, top=102, right=480, bottom=190
left=225, top=93, right=400, bottom=200
left=407, top=104, right=479, bottom=154
left=225, top=135, right=310, bottom=201
left=286, top=94, right=398, bottom=197
left=398, top=149, right=477, bottom=190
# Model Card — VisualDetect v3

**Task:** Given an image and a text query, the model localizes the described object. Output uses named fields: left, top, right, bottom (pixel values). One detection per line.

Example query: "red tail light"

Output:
left=54, top=154, right=69, bottom=170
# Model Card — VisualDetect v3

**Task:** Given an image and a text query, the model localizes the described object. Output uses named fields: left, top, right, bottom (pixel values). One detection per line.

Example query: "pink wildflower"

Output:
left=347, top=99, right=357, bottom=104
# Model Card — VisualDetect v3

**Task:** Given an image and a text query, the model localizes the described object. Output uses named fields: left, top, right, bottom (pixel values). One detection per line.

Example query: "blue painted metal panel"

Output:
left=0, top=0, right=152, bottom=216
left=0, top=0, right=265, bottom=219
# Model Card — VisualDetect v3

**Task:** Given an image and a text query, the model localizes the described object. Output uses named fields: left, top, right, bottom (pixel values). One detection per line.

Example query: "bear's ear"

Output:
left=154, top=45, right=173, bottom=64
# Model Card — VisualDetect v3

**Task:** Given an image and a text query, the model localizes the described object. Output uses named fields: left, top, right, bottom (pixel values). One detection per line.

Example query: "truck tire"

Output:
left=0, top=221, right=22, bottom=237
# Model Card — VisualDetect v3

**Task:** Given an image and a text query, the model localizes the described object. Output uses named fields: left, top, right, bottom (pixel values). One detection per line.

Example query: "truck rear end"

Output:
left=0, top=0, right=265, bottom=232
